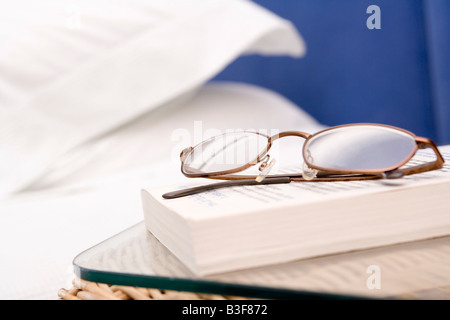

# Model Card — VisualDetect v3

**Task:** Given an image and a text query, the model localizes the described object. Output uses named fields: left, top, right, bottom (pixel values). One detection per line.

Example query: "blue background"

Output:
left=213, top=0, right=450, bottom=145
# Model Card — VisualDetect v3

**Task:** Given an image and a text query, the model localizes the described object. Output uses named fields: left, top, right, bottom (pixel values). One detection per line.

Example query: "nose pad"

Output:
left=302, top=149, right=317, bottom=180
left=302, top=162, right=317, bottom=180
left=260, top=154, right=270, bottom=165
left=258, top=154, right=271, bottom=172
left=256, top=155, right=276, bottom=183
left=258, top=162, right=267, bottom=171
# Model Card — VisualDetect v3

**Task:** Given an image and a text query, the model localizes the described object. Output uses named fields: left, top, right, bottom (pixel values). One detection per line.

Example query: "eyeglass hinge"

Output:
left=180, top=147, right=193, bottom=161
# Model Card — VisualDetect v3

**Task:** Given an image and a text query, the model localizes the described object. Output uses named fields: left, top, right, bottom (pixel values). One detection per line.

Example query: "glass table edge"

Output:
left=73, top=264, right=370, bottom=300
left=71, top=222, right=372, bottom=300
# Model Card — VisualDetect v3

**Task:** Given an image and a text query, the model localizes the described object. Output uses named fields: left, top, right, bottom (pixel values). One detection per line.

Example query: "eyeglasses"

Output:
left=162, top=123, right=445, bottom=199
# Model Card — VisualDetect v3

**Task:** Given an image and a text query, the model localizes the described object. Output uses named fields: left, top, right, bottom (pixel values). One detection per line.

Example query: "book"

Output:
left=141, top=145, right=450, bottom=276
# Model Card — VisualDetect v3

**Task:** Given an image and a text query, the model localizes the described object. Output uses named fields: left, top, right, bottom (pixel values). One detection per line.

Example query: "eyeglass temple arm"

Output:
left=397, top=137, right=445, bottom=176
left=162, top=177, right=292, bottom=199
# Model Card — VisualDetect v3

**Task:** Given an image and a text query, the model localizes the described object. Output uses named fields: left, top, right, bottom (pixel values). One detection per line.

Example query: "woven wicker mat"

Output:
left=58, top=278, right=249, bottom=300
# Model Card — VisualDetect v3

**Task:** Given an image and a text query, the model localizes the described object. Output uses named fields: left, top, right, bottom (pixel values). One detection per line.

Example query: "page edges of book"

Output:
left=141, top=188, right=201, bottom=275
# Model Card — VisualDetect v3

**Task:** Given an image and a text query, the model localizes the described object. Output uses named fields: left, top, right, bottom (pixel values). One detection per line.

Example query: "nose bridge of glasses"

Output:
left=268, top=131, right=311, bottom=143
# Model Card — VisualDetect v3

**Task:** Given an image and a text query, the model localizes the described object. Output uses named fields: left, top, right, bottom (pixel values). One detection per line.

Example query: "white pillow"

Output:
left=27, top=81, right=324, bottom=190
left=0, top=0, right=305, bottom=197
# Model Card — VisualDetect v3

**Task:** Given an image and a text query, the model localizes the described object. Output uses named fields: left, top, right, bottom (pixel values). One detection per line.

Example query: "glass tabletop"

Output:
left=73, top=221, right=450, bottom=300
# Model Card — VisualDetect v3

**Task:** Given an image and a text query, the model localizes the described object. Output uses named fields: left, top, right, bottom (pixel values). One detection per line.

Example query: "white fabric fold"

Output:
left=0, top=0, right=305, bottom=197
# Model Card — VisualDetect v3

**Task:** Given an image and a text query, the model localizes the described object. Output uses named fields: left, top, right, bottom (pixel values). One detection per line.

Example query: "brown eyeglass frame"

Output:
left=162, top=123, right=444, bottom=199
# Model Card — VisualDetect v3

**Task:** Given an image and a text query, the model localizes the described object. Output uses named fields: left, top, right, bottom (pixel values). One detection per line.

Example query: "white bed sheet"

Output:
left=0, top=82, right=324, bottom=299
